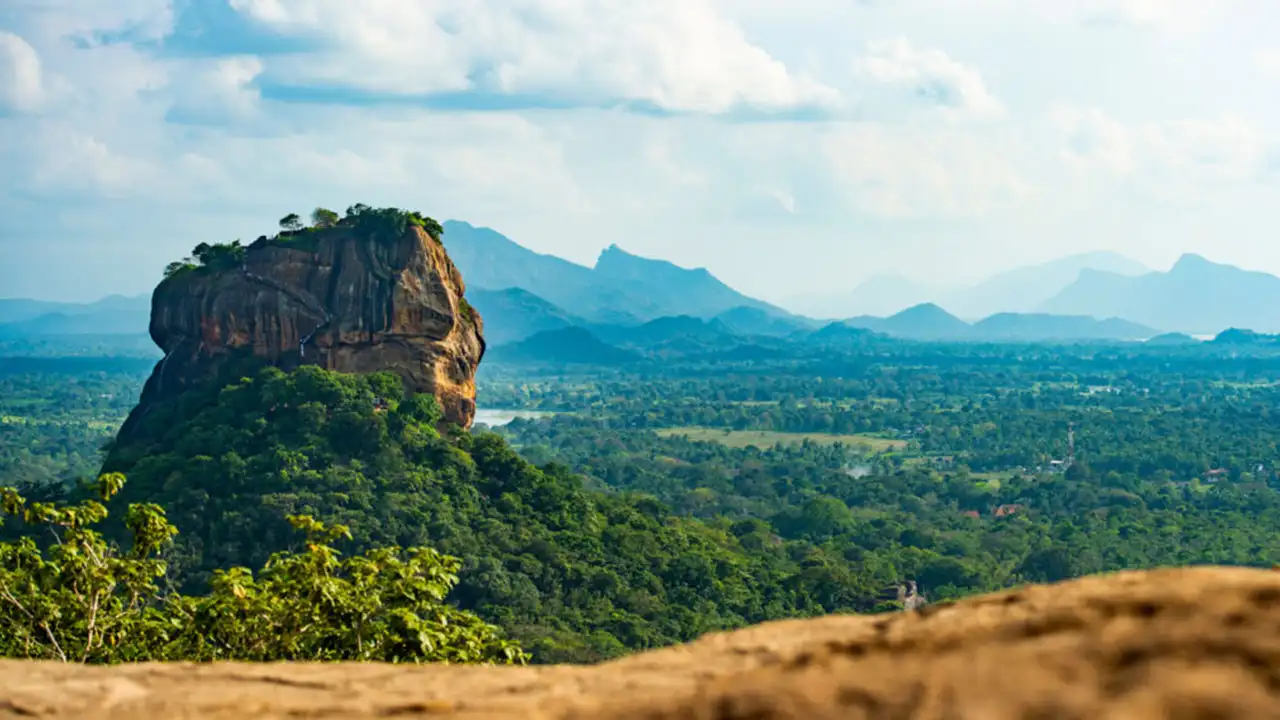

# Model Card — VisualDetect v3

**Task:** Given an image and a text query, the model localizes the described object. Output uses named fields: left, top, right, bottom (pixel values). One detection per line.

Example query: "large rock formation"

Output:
left=5, top=566, right=1280, bottom=718
left=119, top=216, right=484, bottom=437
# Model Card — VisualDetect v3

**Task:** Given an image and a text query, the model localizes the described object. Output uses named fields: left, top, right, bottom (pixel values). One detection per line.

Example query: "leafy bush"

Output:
left=161, top=205, right=446, bottom=280
left=0, top=474, right=525, bottom=664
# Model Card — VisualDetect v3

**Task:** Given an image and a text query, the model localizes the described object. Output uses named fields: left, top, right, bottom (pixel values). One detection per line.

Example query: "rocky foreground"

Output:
left=5, top=566, right=1280, bottom=719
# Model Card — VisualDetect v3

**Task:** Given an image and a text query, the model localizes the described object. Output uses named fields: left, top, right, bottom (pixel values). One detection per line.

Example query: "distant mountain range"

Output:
left=0, top=294, right=150, bottom=338
left=443, top=221, right=786, bottom=326
left=838, top=304, right=1156, bottom=343
left=9, top=226, right=1280, bottom=349
left=1038, top=254, right=1280, bottom=334
left=483, top=304, right=1164, bottom=368
left=784, top=252, right=1150, bottom=320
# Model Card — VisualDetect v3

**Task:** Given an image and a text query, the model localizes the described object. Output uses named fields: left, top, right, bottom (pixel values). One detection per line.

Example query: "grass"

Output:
left=654, top=427, right=908, bottom=452
left=1, top=415, right=122, bottom=430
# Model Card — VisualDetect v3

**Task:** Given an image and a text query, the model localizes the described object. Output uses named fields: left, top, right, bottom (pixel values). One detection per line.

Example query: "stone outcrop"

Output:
left=119, top=222, right=483, bottom=436
left=5, top=566, right=1280, bottom=718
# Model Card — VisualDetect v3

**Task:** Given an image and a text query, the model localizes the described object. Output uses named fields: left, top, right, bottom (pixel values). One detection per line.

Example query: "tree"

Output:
left=0, top=474, right=526, bottom=665
left=311, top=208, right=339, bottom=229
left=279, top=213, right=303, bottom=232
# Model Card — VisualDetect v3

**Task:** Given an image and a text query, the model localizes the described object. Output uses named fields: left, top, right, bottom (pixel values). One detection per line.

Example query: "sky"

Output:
left=2, top=0, right=1280, bottom=303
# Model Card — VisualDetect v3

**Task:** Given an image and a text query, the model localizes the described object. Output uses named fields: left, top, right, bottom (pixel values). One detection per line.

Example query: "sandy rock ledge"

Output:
left=6, top=566, right=1280, bottom=719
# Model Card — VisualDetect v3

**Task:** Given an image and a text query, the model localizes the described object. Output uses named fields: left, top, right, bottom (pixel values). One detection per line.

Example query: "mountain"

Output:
left=712, top=306, right=816, bottom=337
left=0, top=298, right=73, bottom=324
left=0, top=294, right=150, bottom=337
left=845, top=303, right=971, bottom=341
left=1145, top=332, right=1200, bottom=346
left=944, top=252, right=1149, bottom=319
left=778, top=252, right=1148, bottom=320
left=1210, top=328, right=1280, bottom=346
left=1040, top=254, right=1280, bottom=334
left=486, top=327, right=640, bottom=365
left=968, top=314, right=1156, bottom=343
left=441, top=221, right=785, bottom=325
left=781, top=274, right=948, bottom=319
left=466, top=288, right=586, bottom=346
left=802, top=322, right=887, bottom=349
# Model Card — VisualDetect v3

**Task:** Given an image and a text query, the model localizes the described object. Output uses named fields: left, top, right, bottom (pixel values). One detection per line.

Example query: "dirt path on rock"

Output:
left=5, top=566, right=1280, bottom=718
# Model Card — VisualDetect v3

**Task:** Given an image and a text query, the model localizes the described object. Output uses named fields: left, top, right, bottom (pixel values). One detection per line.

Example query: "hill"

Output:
left=845, top=303, right=971, bottom=341
left=441, top=221, right=784, bottom=325
left=0, top=294, right=150, bottom=337
left=1040, top=254, right=1280, bottom=334
left=98, top=364, right=883, bottom=663
left=779, top=252, right=1148, bottom=319
left=487, top=327, right=640, bottom=365
left=1146, top=332, right=1200, bottom=346
left=1211, top=328, right=1280, bottom=346
left=466, top=288, right=586, bottom=346
left=968, top=313, right=1156, bottom=342
left=946, top=251, right=1149, bottom=319
left=712, top=306, right=815, bottom=337
left=781, top=273, right=945, bottom=319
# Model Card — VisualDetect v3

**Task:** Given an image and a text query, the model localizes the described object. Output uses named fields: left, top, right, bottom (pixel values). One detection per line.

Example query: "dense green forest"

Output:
left=8, top=340, right=1280, bottom=663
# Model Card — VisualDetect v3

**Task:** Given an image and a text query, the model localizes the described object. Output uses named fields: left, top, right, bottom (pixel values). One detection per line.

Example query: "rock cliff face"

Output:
left=120, top=221, right=483, bottom=437
left=4, top=567, right=1280, bottom=718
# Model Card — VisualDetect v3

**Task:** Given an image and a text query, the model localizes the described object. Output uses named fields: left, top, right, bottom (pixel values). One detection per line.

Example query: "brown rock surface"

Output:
left=6, top=566, right=1280, bottom=718
left=119, top=223, right=483, bottom=436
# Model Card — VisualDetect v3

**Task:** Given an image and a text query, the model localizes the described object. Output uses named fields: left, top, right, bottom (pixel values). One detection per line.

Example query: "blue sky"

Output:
left=2, top=0, right=1280, bottom=302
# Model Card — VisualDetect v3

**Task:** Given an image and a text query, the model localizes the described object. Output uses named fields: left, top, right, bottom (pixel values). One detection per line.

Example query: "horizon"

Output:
left=4, top=2, right=1280, bottom=303
left=0, top=232, right=1250, bottom=312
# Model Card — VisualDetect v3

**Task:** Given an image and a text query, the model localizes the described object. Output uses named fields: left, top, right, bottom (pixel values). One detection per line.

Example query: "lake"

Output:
left=473, top=408, right=555, bottom=427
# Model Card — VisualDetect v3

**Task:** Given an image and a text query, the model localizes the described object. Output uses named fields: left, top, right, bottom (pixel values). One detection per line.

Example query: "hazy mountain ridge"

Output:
left=0, top=295, right=151, bottom=337
left=784, top=252, right=1150, bottom=320
left=1040, top=254, right=1280, bottom=334
left=443, top=220, right=786, bottom=325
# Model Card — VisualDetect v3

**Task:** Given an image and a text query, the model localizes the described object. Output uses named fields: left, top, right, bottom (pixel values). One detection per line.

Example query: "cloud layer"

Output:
left=1, top=0, right=1280, bottom=302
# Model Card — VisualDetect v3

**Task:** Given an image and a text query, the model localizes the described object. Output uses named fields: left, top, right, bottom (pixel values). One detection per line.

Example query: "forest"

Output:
left=7, top=340, right=1280, bottom=663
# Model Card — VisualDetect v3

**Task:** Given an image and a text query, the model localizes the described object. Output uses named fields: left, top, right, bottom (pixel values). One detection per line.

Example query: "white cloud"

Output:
left=1053, top=106, right=1136, bottom=173
left=25, top=125, right=156, bottom=195
left=226, top=0, right=841, bottom=113
left=168, top=57, right=264, bottom=124
left=0, top=32, right=44, bottom=113
left=1053, top=106, right=1270, bottom=183
left=823, top=123, right=1029, bottom=217
left=854, top=38, right=1004, bottom=121
left=5, top=0, right=176, bottom=43
left=1075, top=0, right=1217, bottom=32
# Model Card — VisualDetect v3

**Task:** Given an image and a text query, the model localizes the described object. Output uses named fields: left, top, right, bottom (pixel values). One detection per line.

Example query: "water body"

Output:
left=473, top=408, right=555, bottom=427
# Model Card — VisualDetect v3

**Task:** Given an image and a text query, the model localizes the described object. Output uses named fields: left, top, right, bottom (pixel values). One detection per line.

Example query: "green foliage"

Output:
left=342, top=204, right=444, bottom=242
left=279, top=213, right=303, bottom=232
left=459, top=298, right=478, bottom=326
left=163, top=241, right=247, bottom=279
left=0, top=358, right=148, bottom=490
left=160, top=204, right=445, bottom=281
left=310, top=208, right=340, bottom=229
left=0, top=474, right=524, bottom=664
left=100, top=365, right=865, bottom=662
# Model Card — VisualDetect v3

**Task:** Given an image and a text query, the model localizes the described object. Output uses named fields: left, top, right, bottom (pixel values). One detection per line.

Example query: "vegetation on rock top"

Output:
left=162, top=204, right=445, bottom=281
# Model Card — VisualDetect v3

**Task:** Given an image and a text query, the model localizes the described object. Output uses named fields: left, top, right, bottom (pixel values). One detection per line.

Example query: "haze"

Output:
left=3, top=0, right=1280, bottom=303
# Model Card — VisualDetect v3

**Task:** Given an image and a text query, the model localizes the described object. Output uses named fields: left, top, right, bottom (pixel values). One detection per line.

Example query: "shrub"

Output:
left=0, top=474, right=526, bottom=664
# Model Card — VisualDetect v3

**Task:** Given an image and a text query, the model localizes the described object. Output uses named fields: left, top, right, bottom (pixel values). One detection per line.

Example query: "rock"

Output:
left=5, top=566, right=1280, bottom=718
left=119, top=220, right=483, bottom=436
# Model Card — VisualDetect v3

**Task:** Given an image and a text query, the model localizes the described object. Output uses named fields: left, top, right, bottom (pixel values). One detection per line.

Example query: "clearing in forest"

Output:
left=655, top=427, right=908, bottom=452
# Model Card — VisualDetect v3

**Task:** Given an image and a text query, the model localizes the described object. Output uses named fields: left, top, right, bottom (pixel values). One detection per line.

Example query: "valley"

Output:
left=7, top=206, right=1280, bottom=674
